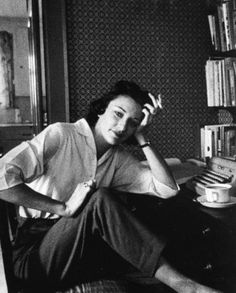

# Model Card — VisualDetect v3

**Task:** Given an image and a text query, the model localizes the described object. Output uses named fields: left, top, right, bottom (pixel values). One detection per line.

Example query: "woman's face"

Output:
left=95, top=95, right=143, bottom=145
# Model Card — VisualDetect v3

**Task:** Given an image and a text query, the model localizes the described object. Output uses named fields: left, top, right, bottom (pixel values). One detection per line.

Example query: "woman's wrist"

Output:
left=56, top=201, right=70, bottom=217
left=135, top=133, right=147, bottom=145
left=139, top=141, right=151, bottom=148
left=135, top=135, right=151, bottom=149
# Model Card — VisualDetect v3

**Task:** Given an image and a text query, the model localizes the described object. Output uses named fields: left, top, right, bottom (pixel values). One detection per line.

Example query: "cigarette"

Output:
left=157, top=94, right=163, bottom=109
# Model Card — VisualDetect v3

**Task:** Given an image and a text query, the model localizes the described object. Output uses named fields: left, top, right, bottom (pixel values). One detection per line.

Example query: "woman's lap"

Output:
left=12, top=188, right=166, bottom=290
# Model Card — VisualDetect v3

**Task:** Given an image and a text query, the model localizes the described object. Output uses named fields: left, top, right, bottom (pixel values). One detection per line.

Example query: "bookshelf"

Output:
left=207, top=0, right=236, bottom=52
left=202, top=0, right=236, bottom=161
left=200, top=123, right=236, bottom=159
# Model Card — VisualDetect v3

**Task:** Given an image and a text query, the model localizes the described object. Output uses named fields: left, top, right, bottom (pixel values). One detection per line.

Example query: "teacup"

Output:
left=205, top=183, right=232, bottom=203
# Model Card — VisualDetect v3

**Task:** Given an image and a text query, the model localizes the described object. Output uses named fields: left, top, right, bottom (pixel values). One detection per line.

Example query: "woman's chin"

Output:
left=109, top=140, right=120, bottom=145
left=105, top=133, right=129, bottom=145
left=106, top=137, right=122, bottom=146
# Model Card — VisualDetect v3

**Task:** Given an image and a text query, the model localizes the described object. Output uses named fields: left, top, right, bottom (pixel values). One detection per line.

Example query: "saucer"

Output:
left=196, top=195, right=236, bottom=208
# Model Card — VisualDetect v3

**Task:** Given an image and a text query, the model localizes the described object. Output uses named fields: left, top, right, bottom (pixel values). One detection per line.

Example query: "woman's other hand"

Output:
left=63, top=180, right=96, bottom=217
left=135, top=93, right=162, bottom=140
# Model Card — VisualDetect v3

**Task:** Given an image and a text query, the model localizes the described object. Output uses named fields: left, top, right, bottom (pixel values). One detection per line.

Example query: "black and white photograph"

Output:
left=0, top=0, right=236, bottom=292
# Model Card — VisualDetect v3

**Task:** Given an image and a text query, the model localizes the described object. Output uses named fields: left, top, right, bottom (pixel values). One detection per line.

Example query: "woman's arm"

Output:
left=0, top=124, right=95, bottom=217
left=0, top=184, right=66, bottom=215
left=0, top=181, right=95, bottom=217
left=134, top=93, right=178, bottom=197
left=135, top=133, right=178, bottom=193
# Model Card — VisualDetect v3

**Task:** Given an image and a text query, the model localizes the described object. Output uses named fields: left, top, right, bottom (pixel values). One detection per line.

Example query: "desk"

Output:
left=127, top=186, right=236, bottom=293
left=175, top=185, right=236, bottom=292
left=182, top=185, right=236, bottom=289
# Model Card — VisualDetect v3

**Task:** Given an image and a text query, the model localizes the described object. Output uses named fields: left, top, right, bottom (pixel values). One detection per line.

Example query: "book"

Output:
left=218, top=58, right=223, bottom=106
left=200, top=124, right=236, bottom=159
left=217, top=3, right=227, bottom=51
left=224, top=126, right=236, bottom=157
left=204, top=128, right=213, bottom=158
left=224, top=57, right=236, bottom=106
left=208, top=10, right=224, bottom=51
left=205, top=57, right=236, bottom=107
left=205, top=60, right=215, bottom=106
left=229, top=66, right=236, bottom=106
left=222, top=1, right=234, bottom=51
left=208, top=14, right=215, bottom=47
left=206, top=125, right=220, bottom=156
left=233, top=9, right=236, bottom=49
left=213, top=60, right=221, bottom=106
left=222, top=58, right=230, bottom=106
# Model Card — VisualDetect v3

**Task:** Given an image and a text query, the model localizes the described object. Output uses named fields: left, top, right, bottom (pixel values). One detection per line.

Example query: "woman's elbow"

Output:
left=165, top=188, right=179, bottom=198
left=156, top=186, right=179, bottom=199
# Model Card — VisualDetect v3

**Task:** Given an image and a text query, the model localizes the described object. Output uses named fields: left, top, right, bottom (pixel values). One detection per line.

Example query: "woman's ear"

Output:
left=97, top=107, right=106, bottom=116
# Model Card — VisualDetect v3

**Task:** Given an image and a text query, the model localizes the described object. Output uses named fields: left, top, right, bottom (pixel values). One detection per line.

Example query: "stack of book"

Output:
left=205, top=57, right=236, bottom=107
left=208, top=0, right=236, bottom=52
left=200, top=124, right=236, bottom=160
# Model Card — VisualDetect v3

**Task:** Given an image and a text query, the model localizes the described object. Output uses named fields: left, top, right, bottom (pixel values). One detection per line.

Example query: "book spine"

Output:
left=229, top=66, right=236, bottom=106
left=232, top=4, right=236, bottom=49
left=208, top=15, right=215, bottom=47
left=214, top=60, right=221, bottom=106
left=217, top=4, right=227, bottom=51
left=204, top=128, right=213, bottom=158
left=222, top=2, right=231, bottom=51
left=205, top=60, right=215, bottom=106
left=218, top=59, right=223, bottom=106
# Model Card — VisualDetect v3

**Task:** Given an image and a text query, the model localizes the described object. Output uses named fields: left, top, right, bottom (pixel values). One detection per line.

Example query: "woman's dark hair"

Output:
left=86, top=80, right=150, bottom=126
left=86, top=80, right=151, bottom=145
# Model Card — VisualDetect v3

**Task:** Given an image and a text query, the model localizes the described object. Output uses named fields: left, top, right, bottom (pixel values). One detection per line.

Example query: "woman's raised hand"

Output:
left=135, top=93, right=162, bottom=138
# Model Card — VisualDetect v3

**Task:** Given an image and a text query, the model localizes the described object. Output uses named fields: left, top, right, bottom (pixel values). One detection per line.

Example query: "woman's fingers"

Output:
left=64, top=180, right=97, bottom=217
left=143, top=103, right=155, bottom=115
left=148, top=93, right=158, bottom=108
left=83, top=179, right=96, bottom=190
left=156, top=93, right=163, bottom=109
left=141, top=107, right=153, bottom=126
left=148, top=93, right=163, bottom=112
left=141, top=108, right=150, bottom=124
left=138, top=92, right=163, bottom=131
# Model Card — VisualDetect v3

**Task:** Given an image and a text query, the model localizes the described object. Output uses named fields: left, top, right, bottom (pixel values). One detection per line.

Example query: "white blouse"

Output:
left=0, top=119, right=177, bottom=219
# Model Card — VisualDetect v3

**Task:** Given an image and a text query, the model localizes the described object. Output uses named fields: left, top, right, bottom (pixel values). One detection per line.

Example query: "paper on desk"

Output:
left=141, top=158, right=205, bottom=185
left=166, top=158, right=205, bottom=185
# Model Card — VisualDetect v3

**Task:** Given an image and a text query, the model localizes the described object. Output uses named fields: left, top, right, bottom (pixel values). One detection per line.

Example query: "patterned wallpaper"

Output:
left=65, top=0, right=224, bottom=161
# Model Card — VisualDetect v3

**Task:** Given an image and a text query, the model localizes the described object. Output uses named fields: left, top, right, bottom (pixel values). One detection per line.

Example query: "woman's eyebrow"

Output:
left=114, top=106, right=141, bottom=121
left=115, top=106, right=126, bottom=112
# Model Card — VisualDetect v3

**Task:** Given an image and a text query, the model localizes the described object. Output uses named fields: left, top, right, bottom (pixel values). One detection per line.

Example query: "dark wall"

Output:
left=43, top=0, right=69, bottom=124
left=65, top=0, right=221, bottom=161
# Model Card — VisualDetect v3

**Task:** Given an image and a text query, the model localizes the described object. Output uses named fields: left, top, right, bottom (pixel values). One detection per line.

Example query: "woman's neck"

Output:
left=92, top=128, right=111, bottom=160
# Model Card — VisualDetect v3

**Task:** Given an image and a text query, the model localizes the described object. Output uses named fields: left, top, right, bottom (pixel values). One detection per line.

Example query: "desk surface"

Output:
left=127, top=186, right=236, bottom=292
left=180, top=184, right=236, bottom=230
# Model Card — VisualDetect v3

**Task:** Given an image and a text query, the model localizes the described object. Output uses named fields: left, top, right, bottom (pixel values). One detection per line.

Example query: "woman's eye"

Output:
left=114, top=111, right=123, bottom=118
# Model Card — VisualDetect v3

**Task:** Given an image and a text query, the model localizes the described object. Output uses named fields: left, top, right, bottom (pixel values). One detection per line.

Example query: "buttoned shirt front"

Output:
left=0, top=119, right=176, bottom=219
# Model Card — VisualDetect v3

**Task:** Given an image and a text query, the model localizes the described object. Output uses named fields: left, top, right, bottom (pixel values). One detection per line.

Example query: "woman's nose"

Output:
left=117, top=119, right=128, bottom=133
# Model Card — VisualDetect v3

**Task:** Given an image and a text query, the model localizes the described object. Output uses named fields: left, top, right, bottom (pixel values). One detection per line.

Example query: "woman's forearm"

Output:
left=136, top=134, right=178, bottom=193
left=0, top=184, right=66, bottom=216
left=0, top=181, right=96, bottom=217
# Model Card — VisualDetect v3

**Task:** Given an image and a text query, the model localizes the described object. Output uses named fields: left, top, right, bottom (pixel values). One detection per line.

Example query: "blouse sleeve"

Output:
left=111, top=148, right=179, bottom=197
left=0, top=123, right=61, bottom=190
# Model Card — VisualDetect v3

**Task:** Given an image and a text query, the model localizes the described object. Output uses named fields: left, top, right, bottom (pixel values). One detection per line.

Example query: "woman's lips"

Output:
left=111, top=130, right=124, bottom=139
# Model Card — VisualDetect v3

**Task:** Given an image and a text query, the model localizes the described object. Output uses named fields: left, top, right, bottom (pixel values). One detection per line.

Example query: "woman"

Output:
left=0, top=80, right=221, bottom=292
